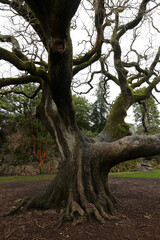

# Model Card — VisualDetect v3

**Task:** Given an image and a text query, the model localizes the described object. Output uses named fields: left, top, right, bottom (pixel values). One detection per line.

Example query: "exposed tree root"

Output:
left=0, top=197, right=30, bottom=216
left=52, top=209, right=66, bottom=228
left=0, top=191, right=119, bottom=226
left=53, top=201, right=112, bottom=227
left=0, top=150, right=120, bottom=226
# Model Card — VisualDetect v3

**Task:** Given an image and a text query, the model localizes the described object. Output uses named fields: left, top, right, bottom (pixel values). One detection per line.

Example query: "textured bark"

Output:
left=25, top=113, right=160, bottom=223
left=26, top=138, right=117, bottom=223
left=25, top=84, right=117, bottom=223
left=97, top=92, right=133, bottom=142
left=24, top=84, right=160, bottom=223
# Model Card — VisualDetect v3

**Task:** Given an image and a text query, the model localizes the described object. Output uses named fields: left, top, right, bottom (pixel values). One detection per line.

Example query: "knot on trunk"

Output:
left=51, top=37, right=67, bottom=54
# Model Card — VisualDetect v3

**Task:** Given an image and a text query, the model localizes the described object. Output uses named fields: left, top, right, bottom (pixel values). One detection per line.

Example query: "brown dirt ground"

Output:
left=0, top=177, right=160, bottom=240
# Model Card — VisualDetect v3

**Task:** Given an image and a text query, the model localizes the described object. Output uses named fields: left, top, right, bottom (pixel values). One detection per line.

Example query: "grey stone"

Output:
left=3, top=165, right=15, bottom=176
left=3, top=154, right=14, bottom=163
left=40, top=160, right=59, bottom=174
left=24, top=165, right=40, bottom=176
left=14, top=165, right=23, bottom=176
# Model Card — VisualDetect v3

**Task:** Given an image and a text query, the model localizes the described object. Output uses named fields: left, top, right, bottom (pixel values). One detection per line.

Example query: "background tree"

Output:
left=91, top=76, right=110, bottom=133
left=72, top=94, right=91, bottom=131
left=0, top=0, right=160, bottom=224
left=133, top=92, right=160, bottom=134
left=0, top=84, right=54, bottom=165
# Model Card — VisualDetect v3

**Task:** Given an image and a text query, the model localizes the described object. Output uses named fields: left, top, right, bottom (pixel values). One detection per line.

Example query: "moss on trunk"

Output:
left=98, top=92, right=133, bottom=142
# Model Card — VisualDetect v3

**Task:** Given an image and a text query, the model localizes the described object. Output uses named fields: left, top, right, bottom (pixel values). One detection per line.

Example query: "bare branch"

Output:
left=117, top=0, right=150, bottom=39
left=131, top=75, right=150, bottom=89
left=73, top=0, right=105, bottom=66
left=151, top=92, right=160, bottom=104
left=73, top=48, right=101, bottom=76
left=0, top=84, right=41, bottom=98
left=0, top=75, right=42, bottom=88
left=110, top=37, right=128, bottom=93
left=0, top=34, right=28, bottom=61
left=0, top=47, right=48, bottom=80
left=133, top=76, right=160, bottom=102
left=100, top=57, right=119, bottom=86
left=92, top=134, right=160, bottom=168
left=123, top=61, right=148, bottom=75
left=0, top=0, right=47, bottom=48
left=149, top=47, right=160, bottom=73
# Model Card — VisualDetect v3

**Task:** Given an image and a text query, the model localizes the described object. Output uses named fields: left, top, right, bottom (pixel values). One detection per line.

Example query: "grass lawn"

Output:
left=0, top=169, right=160, bottom=183
left=0, top=175, right=55, bottom=184
left=110, top=169, right=160, bottom=178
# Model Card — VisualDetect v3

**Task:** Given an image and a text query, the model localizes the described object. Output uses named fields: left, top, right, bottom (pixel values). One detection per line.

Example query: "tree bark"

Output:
left=24, top=76, right=160, bottom=224
left=26, top=105, right=160, bottom=223
left=25, top=84, right=160, bottom=223
left=97, top=91, right=133, bottom=142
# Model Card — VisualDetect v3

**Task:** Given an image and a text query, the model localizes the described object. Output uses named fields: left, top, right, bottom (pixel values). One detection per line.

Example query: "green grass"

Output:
left=110, top=169, right=160, bottom=178
left=0, top=174, right=55, bottom=184
left=0, top=169, right=160, bottom=184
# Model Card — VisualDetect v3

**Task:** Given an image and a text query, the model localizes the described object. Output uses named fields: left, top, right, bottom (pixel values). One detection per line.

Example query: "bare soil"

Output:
left=0, top=177, right=160, bottom=240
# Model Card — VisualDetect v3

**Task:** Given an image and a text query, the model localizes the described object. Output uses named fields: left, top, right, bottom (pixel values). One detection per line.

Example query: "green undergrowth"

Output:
left=110, top=169, right=160, bottom=178
left=0, top=174, right=55, bottom=184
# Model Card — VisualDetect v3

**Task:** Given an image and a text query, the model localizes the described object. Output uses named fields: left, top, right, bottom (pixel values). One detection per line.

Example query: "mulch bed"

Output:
left=0, top=177, right=160, bottom=240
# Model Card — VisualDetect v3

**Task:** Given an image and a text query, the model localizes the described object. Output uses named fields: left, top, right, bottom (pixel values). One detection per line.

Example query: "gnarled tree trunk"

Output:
left=30, top=84, right=116, bottom=223
left=25, top=84, right=160, bottom=224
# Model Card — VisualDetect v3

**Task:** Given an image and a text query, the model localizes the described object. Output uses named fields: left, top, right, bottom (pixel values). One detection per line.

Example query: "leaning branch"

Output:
left=0, top=85, right=41, bottom=99
left=129, top=47, right=160, bottom=89
left=0, top=75, right=42, bottom=88
left=0, top=34, right=28, bottom=61
left=149, top=47, right=160, bottom=73
left=117, top=0, right=150, bottom=39
left=123, top=61, right=148, bottom=75
left=0, top=47, right=48, bottom=80
left=110, top=37, right=128, bottom=93
left=73, top=48, right=101, bottom=76
left=109, top=134, right=160, bottom=167
left=131, top=75, right=151, bottom=89
left=133, top=76, right=160, bottom=102
left=92, top=134, right=160, bottom=168
left=100, top=58, right=119, bottom=86
left=73, top=0, right=105, bottom=66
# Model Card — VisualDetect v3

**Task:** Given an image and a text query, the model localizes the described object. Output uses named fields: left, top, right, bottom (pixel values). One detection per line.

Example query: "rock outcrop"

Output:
left=0, top=158, right=59, bottom=176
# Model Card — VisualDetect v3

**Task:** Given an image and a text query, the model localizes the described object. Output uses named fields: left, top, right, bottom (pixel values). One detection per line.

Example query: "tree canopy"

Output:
left=1, top=0, right=160, bottom=139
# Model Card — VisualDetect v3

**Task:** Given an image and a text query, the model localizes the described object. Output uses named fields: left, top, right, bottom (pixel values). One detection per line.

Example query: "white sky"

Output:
left=1, top=1, right=160, bottom=124
left=70, top=1, right=160, bottom=123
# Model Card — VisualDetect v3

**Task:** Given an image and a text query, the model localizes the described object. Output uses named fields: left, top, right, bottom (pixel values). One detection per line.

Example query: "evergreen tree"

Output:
left=91, top=77, right=110, bottom=133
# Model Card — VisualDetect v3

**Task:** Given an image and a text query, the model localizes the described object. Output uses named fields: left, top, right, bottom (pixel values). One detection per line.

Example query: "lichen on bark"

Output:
left=98, top=92, right=133, bottom=142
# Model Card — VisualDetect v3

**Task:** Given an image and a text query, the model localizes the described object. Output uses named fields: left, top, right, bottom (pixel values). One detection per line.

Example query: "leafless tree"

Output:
left=0, top=0, right=160, bottom=224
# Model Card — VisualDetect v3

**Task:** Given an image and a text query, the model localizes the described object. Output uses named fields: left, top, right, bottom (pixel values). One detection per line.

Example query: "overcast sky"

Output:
left=0, top=1, right=160, bottom=124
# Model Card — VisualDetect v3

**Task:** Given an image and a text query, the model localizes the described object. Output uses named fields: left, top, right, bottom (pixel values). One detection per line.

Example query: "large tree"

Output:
left=91, top=76, right=110, bottom=133
left=1, top=0, right=160, bottom=223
